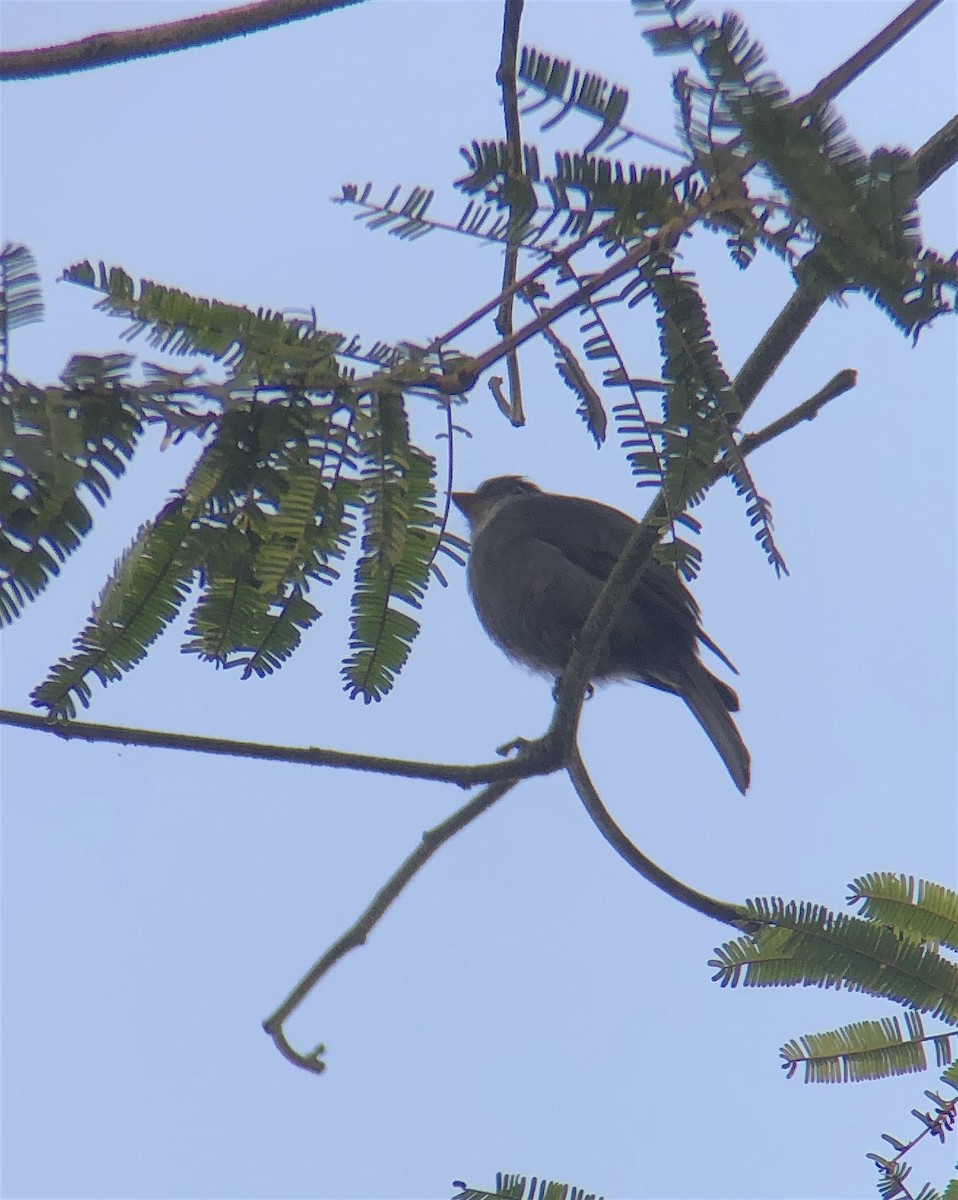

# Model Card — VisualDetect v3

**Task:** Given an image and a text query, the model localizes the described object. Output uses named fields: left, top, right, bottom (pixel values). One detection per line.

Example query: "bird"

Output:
left=452, top=475, right=751, bottom=793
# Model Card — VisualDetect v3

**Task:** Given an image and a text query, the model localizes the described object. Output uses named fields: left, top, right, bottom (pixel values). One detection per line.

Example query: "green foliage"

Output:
left=341, top=391, right=441, bottom=702
left=338, top=183, right=438, bottom=242
left=550, top=335, right=607, bottom=447
left=781, top=1012, right=944, bottom=1084
left=628, top=252, right=786, bottom=572
left=712, top=897, right=958, bottom=1023
left=31, top=504, right=200, bottom=716
left=518, top=46, right=629, bottom=155
left=456, top=143, right=683, bottom=248
left=849, top=875, right=958, bottom=953
left=340, top=183, right=564, bottom=255
left=6, top=0, right=956, bottom=720
left=633, top=3, right=958, bottom=335
left=866, top=1056, right=958, bottom=1198
left=341, top=5, right=956, bottom=612
left=63, top=260, right=345, bottom=381
left=31, top=391, right=375, bottom=716
left=0, top=242, right=44, bottom=374
left=458, top=140, right=542, bottom=229
left=2, top=253, right=456, bottom=713
left=1, top=357, right=146, bottom=624
left=453, top=1173, right=603, bottom=1200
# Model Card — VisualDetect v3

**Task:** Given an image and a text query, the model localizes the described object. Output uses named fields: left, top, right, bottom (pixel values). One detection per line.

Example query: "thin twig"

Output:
left=0, top=0, right=368, bottom=81
left=262, top=777, right=517, bottom=1070
left=432, top=195, right=718, bottom=394
left=494, top=0, right=526, bottom=426
left=737, top=369, right=858, bottom=459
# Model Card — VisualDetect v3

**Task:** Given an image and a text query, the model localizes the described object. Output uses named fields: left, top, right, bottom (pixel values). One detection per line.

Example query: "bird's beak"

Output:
left=451, top=491, right=476, bottom=522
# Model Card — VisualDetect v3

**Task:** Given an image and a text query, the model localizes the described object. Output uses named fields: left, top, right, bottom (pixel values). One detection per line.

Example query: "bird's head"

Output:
left=452, top=476, right=541, bottom=534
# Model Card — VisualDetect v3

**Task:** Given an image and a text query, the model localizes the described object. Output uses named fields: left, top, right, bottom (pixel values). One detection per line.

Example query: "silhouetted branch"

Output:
left=494, top=0, right=526, bottom=426
left=737, top=369, right=858, bottom=459
left=0, top=707, right=555, bottom=786
left=799, top=0, right=943, bottom=113
left=262, top=776, right=517, bottom=1071
left=0, top=0, right=367, bottom=81
left=567, top=750, right=749, bottom=927
left=913, top=114, right=958, bottom=193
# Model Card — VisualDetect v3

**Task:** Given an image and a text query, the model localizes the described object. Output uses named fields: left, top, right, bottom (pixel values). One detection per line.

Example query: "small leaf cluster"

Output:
left=712, top=874, right=958, bottom=1191
left=712, top=874, right=958, bottom=1078
left=2, top=254, right=460, bottom=715
left=2, top=352, right=145, bottom=623
left=635, top=1, right=958, bottom=334
left=452, top=1173, right=602, bottom=1200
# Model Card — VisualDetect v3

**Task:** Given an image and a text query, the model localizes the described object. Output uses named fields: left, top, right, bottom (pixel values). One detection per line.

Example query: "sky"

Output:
left=1, top=2, right=956, bottom=1198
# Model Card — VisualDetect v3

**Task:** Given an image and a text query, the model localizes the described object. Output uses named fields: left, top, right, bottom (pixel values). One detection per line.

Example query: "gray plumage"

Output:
left=453, top=476, right=751, bottom=793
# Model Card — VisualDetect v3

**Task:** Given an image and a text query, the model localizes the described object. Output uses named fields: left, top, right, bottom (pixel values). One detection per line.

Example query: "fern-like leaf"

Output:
left=341, top=392, right=439, bottom=702
left=339, top=182, right=438, bottom=241
left=711, top=898, right=958, bottom=1026
left=31, top=504, right=200, bottom=718
left=636, top=5, right=958, bottom=335
left=848, top=875, right=958, bottom=952
left=781, top=1012, right=939, bottom=1083
left=1, top=362, right=144, bottom=625
left=0, top=242, right=44, bottom=377
left=179, top=397, right=360, bottom=672
left=519, top=46, right=630, bottom=155
left=453, top=1173, right=603, bottom=1200
left=63, top=261, right=346, bottom=380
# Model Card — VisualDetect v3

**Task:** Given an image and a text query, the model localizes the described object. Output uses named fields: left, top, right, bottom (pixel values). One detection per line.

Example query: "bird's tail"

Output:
left=679, top=664, right=751, bottom=794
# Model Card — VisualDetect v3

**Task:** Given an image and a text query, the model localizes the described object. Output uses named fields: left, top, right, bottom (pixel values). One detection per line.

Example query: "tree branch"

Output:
left=799, top=0, right=944, bottom=114
left=736, top=369, right=858, bottom=460
left=567, top=750, right=749, bottom=928
left=0, top=707, right=557, bottom=787
left=425, top=6, right=955, bottom=407
left=542, top=366, right=859, bottom=756
left=913, top=114, right=958, bottom=194
left=493, top=0, right=526, bottom=427
left=0, top=0, right=368, bottom=81
left=262, top=776, right=517, bottom=1071
left=0, top=366, right=855, bottom=783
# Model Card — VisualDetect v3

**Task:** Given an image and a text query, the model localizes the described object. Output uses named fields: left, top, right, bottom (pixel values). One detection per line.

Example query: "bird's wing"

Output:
left=524, top=494, right=739, bottom=674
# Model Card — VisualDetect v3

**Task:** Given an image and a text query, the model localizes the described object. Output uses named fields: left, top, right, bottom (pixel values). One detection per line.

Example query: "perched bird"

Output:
left=452, top=476, right=751, bottom=793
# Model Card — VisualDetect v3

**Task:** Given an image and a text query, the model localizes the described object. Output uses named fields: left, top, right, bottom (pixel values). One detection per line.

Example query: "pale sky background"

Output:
left=1, top=2, right=956, bottom=1198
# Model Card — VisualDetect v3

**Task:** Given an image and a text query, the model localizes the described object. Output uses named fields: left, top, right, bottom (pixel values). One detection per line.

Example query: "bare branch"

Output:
left=0, top=707, right=556, bottom=787
left=494, top=0, right=527, bottom=426
left=567, top=750, right=749, bottom=928
left=262, top=776, right=517, bottom=1071
left=913, top=114, right=958, bottom=193
left=543, top=367, right=859, bottom=752
left=737, top=369, right=858, bottom=460
left=0, top=0, right=368, bottom=82
left=799, top=0, right=944, bottom=113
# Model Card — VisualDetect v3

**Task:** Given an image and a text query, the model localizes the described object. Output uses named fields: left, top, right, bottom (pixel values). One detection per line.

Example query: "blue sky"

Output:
left=1, top=2, right=956, bottom=1198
